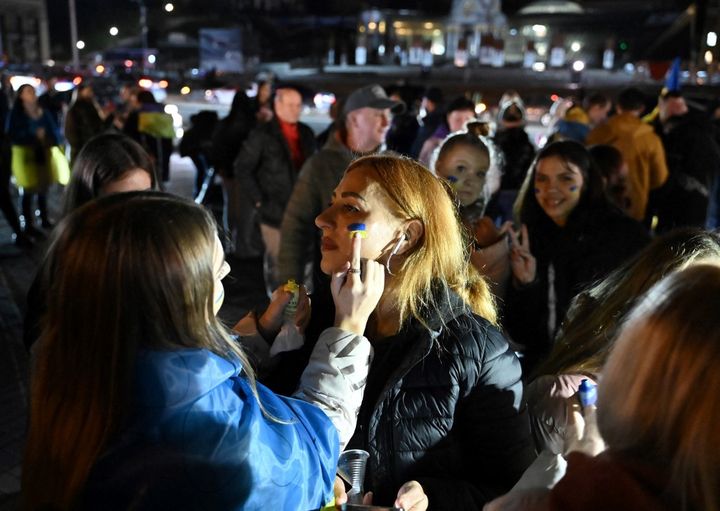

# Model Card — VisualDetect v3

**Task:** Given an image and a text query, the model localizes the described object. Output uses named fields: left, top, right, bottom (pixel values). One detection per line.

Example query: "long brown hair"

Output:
left=346, top=154, right=496, bottom=326
left=22, top=192, right=258, bottom=509
left=61, top=133, right=158, bottom=216
left=533, top=228, right=720, bottom=379
left=599, top=263, right=720, bottom=511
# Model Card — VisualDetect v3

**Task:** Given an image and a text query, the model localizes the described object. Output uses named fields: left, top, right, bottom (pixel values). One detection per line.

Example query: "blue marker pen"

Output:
left=578, top=379, right=597, bottom=407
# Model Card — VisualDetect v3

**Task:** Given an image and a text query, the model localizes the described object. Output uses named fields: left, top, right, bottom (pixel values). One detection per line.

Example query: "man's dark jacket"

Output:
left=234, top=117, right=315, bottom=227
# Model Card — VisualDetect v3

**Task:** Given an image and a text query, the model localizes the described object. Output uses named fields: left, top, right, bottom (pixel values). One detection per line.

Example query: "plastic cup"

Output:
left=337, top=449, right=369, bottom=504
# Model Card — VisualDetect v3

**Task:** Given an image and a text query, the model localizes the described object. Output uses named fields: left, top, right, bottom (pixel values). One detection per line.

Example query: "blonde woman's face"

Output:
left=315, top=166, right=402, bottom=275
left=436, top=144, right=489, bottom=206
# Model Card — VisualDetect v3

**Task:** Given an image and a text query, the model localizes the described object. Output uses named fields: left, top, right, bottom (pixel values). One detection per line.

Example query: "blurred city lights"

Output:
left=570, top=41, right=581, bottom=52
left=180, top=86, right=191, bottom=95
left=164, top=3, right=174, bottom=12
left=532, top=62, right=546, bottom=72
left=147, top=54, right=157, bottom=64
left=72, top=76, right=83, bottom=85
left=76, top=40, right=85, bottom=50
left=708, top=32, right=717, bottom=48
left=109, top=26, right=119, bottom=36
left=138, top=78, right=153, bottom=89
left=705, top=50, right=713, bottom=65
left=532, top=24, right=547, bottom=37
left=9, top=76, right=42, bottom=91
left=572, top=60, right=585, bottom=72
left=158, top=79, right=169, bottom=89
left=95, top=64, right=105, bottom=73
left=124, top=59, right=134, bottom=68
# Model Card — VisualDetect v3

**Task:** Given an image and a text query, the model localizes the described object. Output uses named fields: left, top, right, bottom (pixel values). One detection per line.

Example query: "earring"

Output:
left=385, top=234, right=407, bottom=276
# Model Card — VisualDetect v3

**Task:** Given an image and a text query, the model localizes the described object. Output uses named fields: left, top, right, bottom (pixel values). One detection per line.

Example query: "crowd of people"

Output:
left=2, top=73, right=720, bottom=511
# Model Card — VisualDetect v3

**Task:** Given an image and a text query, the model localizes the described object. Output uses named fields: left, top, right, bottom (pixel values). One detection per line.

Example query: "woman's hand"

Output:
left=332, top=234, right=385, bottom=335
left=508, top=224, right=537, bottom=285
left=333, top=476, right=373, bottom=509
left=563, top=396, right=606, bottom=457
left=394, top=481, right=428, bottom=511
left=256, top=284, right=310, bottom=341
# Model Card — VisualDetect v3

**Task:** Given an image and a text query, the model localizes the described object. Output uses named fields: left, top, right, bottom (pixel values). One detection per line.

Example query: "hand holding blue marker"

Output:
left=578, top=378, right=597, bottom=407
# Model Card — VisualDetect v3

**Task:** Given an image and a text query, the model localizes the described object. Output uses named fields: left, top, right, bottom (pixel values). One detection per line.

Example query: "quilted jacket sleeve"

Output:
left=417, top=321, right=535, bottom=510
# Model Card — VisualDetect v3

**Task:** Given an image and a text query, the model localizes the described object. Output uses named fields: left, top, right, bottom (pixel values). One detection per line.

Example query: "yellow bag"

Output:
left=11, top=145, right=69, bottom=189
left=48, top=146, right=70, bottom=185
left=138, top=111, right=175, bottom=139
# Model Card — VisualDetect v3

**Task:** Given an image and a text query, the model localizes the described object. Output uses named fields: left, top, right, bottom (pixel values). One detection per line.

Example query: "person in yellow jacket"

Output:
left=586, top=87, right=668, bottom=222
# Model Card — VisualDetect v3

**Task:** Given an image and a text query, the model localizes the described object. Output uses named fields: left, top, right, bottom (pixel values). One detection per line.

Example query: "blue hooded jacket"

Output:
left=81, top=348, right=339, bottom=510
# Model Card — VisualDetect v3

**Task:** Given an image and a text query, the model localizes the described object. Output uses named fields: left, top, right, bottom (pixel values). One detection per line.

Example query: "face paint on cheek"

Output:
left=569, top=185, right=579, bottom=192
left=348, top=222, right=368, bottom=239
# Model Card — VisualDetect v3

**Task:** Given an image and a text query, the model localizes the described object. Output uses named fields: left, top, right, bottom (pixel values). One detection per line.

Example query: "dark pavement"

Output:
left=0, top=154, right=267, bottom=509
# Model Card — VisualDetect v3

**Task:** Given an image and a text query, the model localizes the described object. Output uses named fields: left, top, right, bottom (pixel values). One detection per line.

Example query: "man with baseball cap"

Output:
left=276, top=84, right=404, bottom=292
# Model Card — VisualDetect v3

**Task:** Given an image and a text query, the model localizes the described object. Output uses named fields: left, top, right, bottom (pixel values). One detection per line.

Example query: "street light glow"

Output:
left=148, top=54, right=157, bottom=64
left=570, top=41, right=581, bottom=52
left=572, top=60, right=585, bottom=72
left=708, top=32, right=718, bottom=48
left=164, top=3, right=174, bottom=12
left=109, top=26, right=119, bottom=36
left=76, top=40, right=85, bottom=50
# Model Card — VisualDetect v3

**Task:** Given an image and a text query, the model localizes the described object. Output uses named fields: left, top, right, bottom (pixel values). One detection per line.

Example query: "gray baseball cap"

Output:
left=342, top=84, right=406, bottom=116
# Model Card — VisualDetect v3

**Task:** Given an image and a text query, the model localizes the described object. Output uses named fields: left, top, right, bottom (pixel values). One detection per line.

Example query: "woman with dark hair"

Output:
left=6, top=83, right=62, bottom=234
left=64, top=84, right=105, bottom=166
left=504, top=140, right=648, bottom=373
left=61, top=132, right=157, bottom=215
left=417, top=96, right=477, bottom=165
left=24, top=133, right=159, bottom=351
left=22, top=192, right=381, bottom=510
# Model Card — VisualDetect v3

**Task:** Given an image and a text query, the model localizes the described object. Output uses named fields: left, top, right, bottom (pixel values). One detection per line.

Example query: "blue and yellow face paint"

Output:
left=348, top=223, right=367, bottom=239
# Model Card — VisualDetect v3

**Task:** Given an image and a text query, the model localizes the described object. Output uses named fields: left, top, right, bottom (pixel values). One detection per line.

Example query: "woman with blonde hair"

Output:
left=487, top=262, right=720, bottom=511
left=22, top=191, right=383, bottom=510
left=311, top=154, right=534, bottom=509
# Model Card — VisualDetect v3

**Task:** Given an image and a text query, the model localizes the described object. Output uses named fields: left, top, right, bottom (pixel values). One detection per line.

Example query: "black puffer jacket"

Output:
left=346, top=290, right=534, bottom=510
left=233, top=118, right=316, bottom=227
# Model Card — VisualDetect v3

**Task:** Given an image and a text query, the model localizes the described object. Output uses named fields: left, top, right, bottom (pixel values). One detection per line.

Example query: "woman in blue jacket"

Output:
left=22, top=191, right=383, bottom=510
left=6, top=83, right=61, bottom=234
